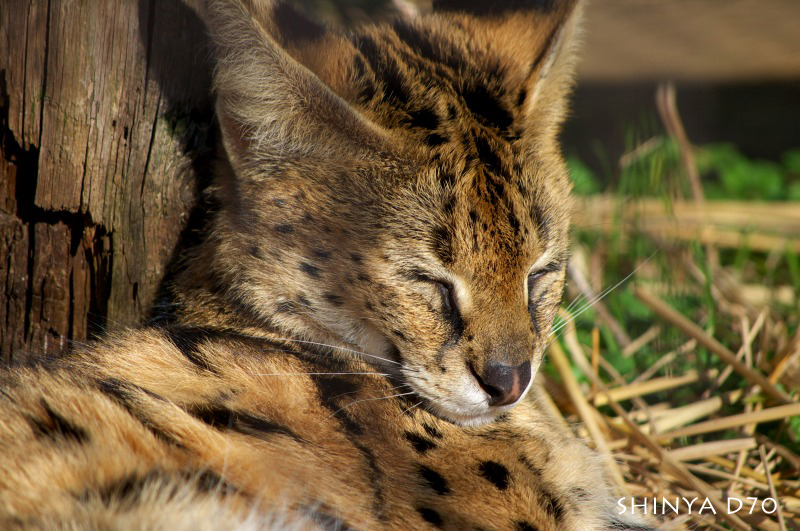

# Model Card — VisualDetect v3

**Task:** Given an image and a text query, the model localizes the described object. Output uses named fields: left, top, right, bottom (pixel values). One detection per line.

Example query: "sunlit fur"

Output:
left=177, top=0, right=579, bottom=424
left=0, top=1, right=651, bottom=529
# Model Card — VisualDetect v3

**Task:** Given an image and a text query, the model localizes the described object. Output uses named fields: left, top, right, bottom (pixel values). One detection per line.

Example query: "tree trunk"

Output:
left=1, top=0, right=213, bottom=362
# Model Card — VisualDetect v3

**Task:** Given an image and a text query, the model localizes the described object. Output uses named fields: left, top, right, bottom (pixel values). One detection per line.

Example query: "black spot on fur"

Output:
left=248, top=245, right=261, bottom=258
left=479, top=427, right=514, bottom=440
left=417, top=507, right=443, bottom=527
left=392, top=329, right=408, bottom=341
left=442, top=195, right=456, bottom=216
left=188, top=405, right=305, bottom=445
left=276, top=301, right=297, bottom=314
left=95, top=469, right=240, bottom=507
left=297, top=294, right=312, bottom=307
left=356, top=443, right=387, bottom=519
left=313, top=248, right=332, bottom=260
left=275, top=224, right=294, bottom=234
left=309, top=375, right=386, bottom=518
left=463, top=85, right=513, bottom=131
left=541, top=488, right=566, bottom=522
left=392, top=20, right=436, bottom=63
left=408, top=107, right=439, bottom=130
left=518, top=455, right=544, bottom=477
left=517, top=87, right=528, bottom=107
left=516, top=522, right=538, bottom=531
left=324, top=293, right=344, bottom=306
left=310, top=374, right=362, bottom=436
left=419, top=465, right=450, bottom=495
left=393, top=19, right=471, bottom=76
left=439, top=171, right=455, bottom=188
left=300, top=262, right=321, bottom=278
left=28, top=399, right=88, bottom=444
left=478, top=461, right=510, bottom=490
left=353, top=56, right=377, bottom=103
left=507, top=211, right=521, bottom=233
left=354, top=35, right=410, bottom=107
left=485, top=174, right=506, bottom=206
left=193, top=469, right=238, bottom=494
left=531, top=202, right=549, bottom=238
left=571, top=487, right=590, bottom=501
left=96, top=472, right=155, bottom=506
left=97, top=379, right=184, bottom=448
left=425, top=133, right=447, bottom=147
left=475, top=135, right=503, bottom=176
left=162, top=326, right=224, bottom=373
left=431, top=226, right=453, bottom=264
left=357, top=272, right=371, bottom=282
left=423, top=423, right=443, bottom=439
left=447, top=103, right=458, bottom=119
left=350, top=253, right=363, bottom=263
left=405, top=431, right=437, bottom=453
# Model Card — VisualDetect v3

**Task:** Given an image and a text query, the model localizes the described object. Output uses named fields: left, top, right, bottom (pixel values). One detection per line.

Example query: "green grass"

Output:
left=557, top=128, right=800, bottom=455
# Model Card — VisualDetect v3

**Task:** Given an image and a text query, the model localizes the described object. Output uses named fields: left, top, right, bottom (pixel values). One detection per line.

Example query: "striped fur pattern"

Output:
left=0, top=1, right=650, bottom=529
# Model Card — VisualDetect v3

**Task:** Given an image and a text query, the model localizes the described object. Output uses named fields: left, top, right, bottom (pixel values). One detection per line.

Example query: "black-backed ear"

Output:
left=433, top=0, right=583, bottom=142
left=207, top=0, right=388, bottom=175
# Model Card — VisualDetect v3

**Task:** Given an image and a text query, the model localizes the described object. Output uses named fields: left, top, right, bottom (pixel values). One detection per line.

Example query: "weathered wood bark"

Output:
left=1, top=0, right=214, bottom=362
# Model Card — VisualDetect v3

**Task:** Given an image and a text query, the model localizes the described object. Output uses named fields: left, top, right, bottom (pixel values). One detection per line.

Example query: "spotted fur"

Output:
left=0, top=1, right=650, bottom=529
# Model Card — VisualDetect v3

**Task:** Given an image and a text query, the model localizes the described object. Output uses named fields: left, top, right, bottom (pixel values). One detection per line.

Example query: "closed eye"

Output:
left=402, top=268, right=464, bottom=336
left=435, top=280, right=463, bottom=336
left=421, top=279, right=463, bottom=336
left=528, top=270, right=547, bottom=282
left=436, top=281, right=455, bottom=315
left=527, top=260, right=565, bottom=299
left=528, top=260, right=564, bottom=283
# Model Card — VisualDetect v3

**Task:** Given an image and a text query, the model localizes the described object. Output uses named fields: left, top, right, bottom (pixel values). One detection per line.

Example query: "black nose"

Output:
left=472, top=361, right=532, bottom=407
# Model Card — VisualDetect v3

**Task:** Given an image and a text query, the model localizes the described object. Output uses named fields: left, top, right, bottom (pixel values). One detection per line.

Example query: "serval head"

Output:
left=196, top=0, right=582, bottom=425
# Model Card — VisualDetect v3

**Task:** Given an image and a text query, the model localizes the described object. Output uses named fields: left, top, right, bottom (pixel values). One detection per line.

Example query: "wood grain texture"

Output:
left=1, top=0, right=213, bottom=362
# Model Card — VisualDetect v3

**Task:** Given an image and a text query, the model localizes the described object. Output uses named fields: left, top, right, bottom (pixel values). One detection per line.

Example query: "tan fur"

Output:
left=0, top=1, right=650, bottom=529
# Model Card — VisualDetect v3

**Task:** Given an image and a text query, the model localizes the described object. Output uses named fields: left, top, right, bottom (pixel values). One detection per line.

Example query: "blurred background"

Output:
left=567, top=0, right=800, bottom=196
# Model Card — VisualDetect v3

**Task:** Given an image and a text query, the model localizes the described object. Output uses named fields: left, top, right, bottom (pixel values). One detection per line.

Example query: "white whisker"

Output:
left=253, top=372, right=391, bottom=377
left=562, top=287, right=586, bottom=315
left=549, top=250, right=659, bottom=337
left=401, top=400, right=423, bottom=416
left=551, top=278, right=621, bottom=336
left=328, top=392, right=416, bottom=419
left=265, top=336, right=401, bottom=366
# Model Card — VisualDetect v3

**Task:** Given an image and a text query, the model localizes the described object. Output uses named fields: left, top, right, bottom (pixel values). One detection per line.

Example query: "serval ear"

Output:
left=433, top=0, right=583, bottom=143
left=207, top=0, right=389, bottom=176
